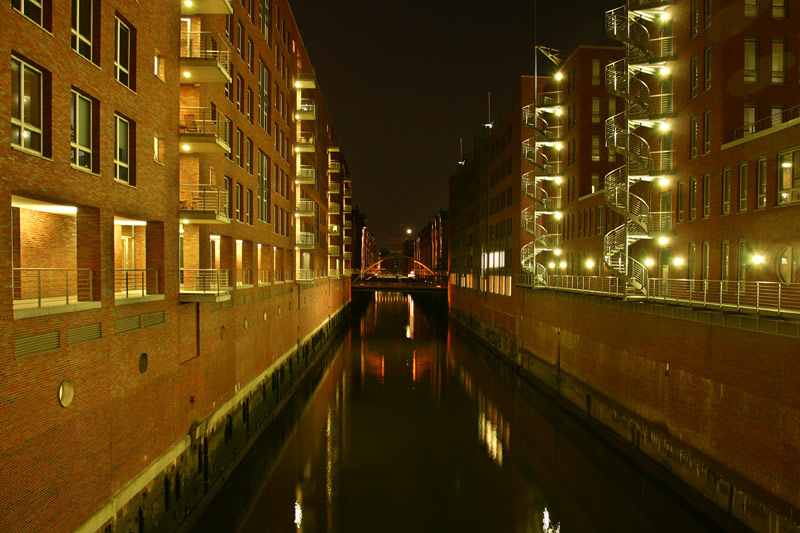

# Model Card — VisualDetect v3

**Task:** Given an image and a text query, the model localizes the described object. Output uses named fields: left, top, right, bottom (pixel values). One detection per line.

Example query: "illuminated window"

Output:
left=690, top=0, right=699, bottom=37
left=756, top=157, right=766, bottom=208
left=703, top=109, right=711, bottom=154
left=71, top=90, right=93, bottom=170
left=690, top=55, right=698, bottom=97
left=677, top=181, right=685, bottom=222
left=738, top=162, right=748, bottom=212
left=154, top=52, right=165, bottom=80
left=745, top=0, right=758, bottom=17
left=690, top=115, right=698, bottom=159
left=772, top=0, right=786, bottom=18
left=704, top=46, right=711, bottom=91
left=703, top=173, right=711, bottom=218
left=744, top=39, right=758, bottom=83
left=778, top=148, right=800, bottom=205
left=11, top=56, right=44, bottom=155
left=114, top=113, right=133, bottom=184
left=591, top=135, right=600, bottom=162
left=777, top=247, right=797, bottom=283
left=115, top=17, right=135, bottom=89
left=771, top=39, right=786, bottom=84
left=743, top=105, right=757, bottom=135
left=721, top=240, right=730, bottom=289
left=154, top=136, right=164, bottom=164
left=690, top=177, right=697, bottom=219
left=591, top=59, right=600, bottom=86
left=722, top=168, right=731, bottom=214
left=591, top=97, right=600, bottom=124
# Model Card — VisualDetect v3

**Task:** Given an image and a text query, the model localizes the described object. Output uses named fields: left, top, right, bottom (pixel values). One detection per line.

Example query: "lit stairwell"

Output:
left=603, top=1, right=674, bottom=297
left=521, top=88, right=563, bottom=286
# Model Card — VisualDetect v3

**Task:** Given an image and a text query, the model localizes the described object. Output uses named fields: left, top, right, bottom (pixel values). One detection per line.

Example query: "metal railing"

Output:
left=328, top=245, right=341, bottom=256
left=343, top=221, right=352, bottom=229
left=343, top=236, right=352, bottom=244
left=329, top=224, right=340, bottom=235
left=328, top=181, right=340, bottom=193
left=12, top=268, right=94, bottom=307
left=179, top=107, right=232, bottom=146
left=296, top=231, right=315, bottom=247
left=343, top=204, right=352, bottom=213
left=180, top=31, right=231, bottom=75
left=297, top=98, right=316, bottom=117
left=648, top=279, right=800, bottom=315
left=180, top=183, right=230, bottom=218
left=328, top=202, right=341, bottom=214
left=258, top=269, right=271, bottom=285
left=296, top=199, right=316, bottom=214
left=180, top=269, right=230, bottom=295
left=115, top=269, right=159, bottom=298
left=329, top=160, right=341, bottom=171
left=296, top=165, right=316, bottom=183
left=648, top=211, right=672, bottom=233
left=328, top=268, right=340, bottom=278
left=235, top=269, right=252, bottom=286
left=731, top=104, right=800, bottom=142
left=343, top=251, right=352, bottom=260
left=343, top=183, right=352, bottom=197
left=297, top=130, right=315, bottom=146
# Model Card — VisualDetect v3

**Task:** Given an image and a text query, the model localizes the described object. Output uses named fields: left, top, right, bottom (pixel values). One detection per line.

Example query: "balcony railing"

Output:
left=343, top=221, right=352, bottom=229
left=648, top=211, right=672, bottom=233
left=343, top=235, right=352, bottom=244
left=328, top=268, right=340, bottom=278
left=179, top=107, right=231, bottom=153
left=235, top=269, right=252, bottom=286
left=296, top=165, right=316, bottom=184
left=343, top=268, right=352, bottom=276
left=12, top=268, right=95, bottom=308
left=343, top=204, right=352, bottom=214
left=329, top=224, right=340, bottom=235
left=730, top=104, right=800, bottom=142
left=115, top=269, right=160, bottom=299
left=343, top=251, right=352, bottom=260
left=179, top=31, right=232, bottom=83
left=258, top=269, right=271, bottom=285
left=180, top=183, right=230, bottom=221
left=296, top=231, right=315, bottom=248
left=180, top=269, right=230, bottom=295
left=296, top=199, right=316, bottom=216
left=328, top=202, right=341, bottom=215
left=296, top=131, right=315, bottom=151
left=296, top=98, right=316, bottom=119
left=329, top=160, right=341, bottom=171
left=328, top=245, right=341, bottom=256
left=343, top=183, right=352, bottom=197
left=297, top=269, right=314, bottom=282
left=328, top=181, right=340, bottom=193
left=295, top=72, right=316, bottom=89
left=648, top=279, right=800, bottom=316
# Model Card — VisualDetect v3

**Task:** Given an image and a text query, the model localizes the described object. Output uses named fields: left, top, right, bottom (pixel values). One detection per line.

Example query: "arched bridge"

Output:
left=351, top=254, right=447, bottom=293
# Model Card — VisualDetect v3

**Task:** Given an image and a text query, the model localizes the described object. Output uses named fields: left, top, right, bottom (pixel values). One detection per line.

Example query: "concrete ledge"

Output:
left=115, top=294, right=166, bottom=306
left=14, top=301, right=101, bottom=319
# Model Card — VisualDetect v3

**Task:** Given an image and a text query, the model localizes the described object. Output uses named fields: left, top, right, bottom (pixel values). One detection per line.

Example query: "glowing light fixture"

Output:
left=181, top=144, right=190, bottom=151
left=554, top=176, right=563, bottom=185
left=294, top=81, right=301, bottom=88
left=184, top=0, right=192, bottom=6
left=659, top=177, right=670, bottom=187
left=182, top=219, right=189, bottom=224
left=660, top=66, right=671, bottom=76
left=548, top=262, right=556, bottom=269
left=673, top=257, right=684, bottom=266
left=295, top=114, right=300, bottom=120
left=659, top=122, right=671, bottom=132
left=554, top=72, right=564, bottom=81
left=658, top=236, right=670, bottom=246
left=183, top=71, right=191, bottom=78
left=585, top=259, right=595, bottom=269
left=294, top=147, right=300, bottom=153
left=752, top=254, right=765, bottom=265
left=554, top=211, right=563, bottom=220
left=559, top=261, right=567, bottom=269
left=645, top=258, right=655, bottom=267
left=553, top=248, right=562, bottom=256
left=554, top=142, right=563, bottom=150
left=782, top=161, right=793, bottom=168
left=660, top=10, right=670, bottom=21
left=406, top=228, right=413, bottom=234
left=554, top=107, right=563, bottom=116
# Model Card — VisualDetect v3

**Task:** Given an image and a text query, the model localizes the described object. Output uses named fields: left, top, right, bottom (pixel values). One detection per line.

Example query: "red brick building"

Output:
left=1, top=1, right=353, bottom=531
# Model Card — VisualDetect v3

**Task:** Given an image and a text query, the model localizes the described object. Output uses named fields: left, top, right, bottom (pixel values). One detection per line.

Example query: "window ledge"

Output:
left=11, top=8, right=53, bottom=36
left=14, top=300, right=101, bottom=320
left=11, top=144, right=52, bottom=162
left=72, top=50, right=102, bottom=70
left=114, top=178, right=137, bottom=189
left=70, top=164, right=100, bottom=177
left=115, top=294, right=165, bottom=306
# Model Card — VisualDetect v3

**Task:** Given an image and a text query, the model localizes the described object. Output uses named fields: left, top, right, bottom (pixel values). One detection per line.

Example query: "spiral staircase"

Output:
left=602, top=0, right=675, bottom=297
left=521, top=89, right=563, bottom=286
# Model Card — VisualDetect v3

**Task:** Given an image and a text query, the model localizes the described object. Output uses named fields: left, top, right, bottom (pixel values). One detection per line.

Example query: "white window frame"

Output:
left=771, top=39, right=786, bottom=84
left=114, top=114, right=131, bottom=183
left=71, top=0, right=93, bottom=60
left=11, top=57, right=44, bottom=155
left=115, top=17, right=132, bottom=88
left=71, top=90, right=92, bottom=170
left=744, top=38, right=758, bottom=83
left=12, top=0, right=44, bottom=28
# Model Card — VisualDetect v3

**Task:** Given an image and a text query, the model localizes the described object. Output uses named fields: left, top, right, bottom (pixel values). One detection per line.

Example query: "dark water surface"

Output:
left=198, top=292, right=722, bottom=533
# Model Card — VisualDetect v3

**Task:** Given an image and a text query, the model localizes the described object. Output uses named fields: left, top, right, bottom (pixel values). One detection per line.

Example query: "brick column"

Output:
left=76, top=206, right=101, bottom=302
left=146, top=221, right=165, bottom=295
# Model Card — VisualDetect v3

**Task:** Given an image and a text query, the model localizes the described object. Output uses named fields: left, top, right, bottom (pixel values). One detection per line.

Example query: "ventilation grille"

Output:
left=15, top=331, right=60, bottom=360
left=116, top=315, right=141, bottom=335
left=67, top=323, right=101, bottom=347
left=236, top=296, right=245, bottom=305
left=144, top=311, right=165, bottom=328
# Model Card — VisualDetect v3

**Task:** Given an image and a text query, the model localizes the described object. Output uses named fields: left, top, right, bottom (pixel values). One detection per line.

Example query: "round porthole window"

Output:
left=58, top=380, right=74, bottom=408
left=221, top=325, right=226, bottom=339
left=244, top=318, right=249, bottom=330
left=139, top=353, right=149, bottom=374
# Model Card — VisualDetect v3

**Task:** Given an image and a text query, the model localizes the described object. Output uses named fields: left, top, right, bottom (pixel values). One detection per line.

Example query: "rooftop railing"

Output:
left=730, top=104, right=800, bottom=142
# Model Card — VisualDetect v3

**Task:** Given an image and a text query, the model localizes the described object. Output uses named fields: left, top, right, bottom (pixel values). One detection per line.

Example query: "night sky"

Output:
left=290, top=0, right=622, bottom=248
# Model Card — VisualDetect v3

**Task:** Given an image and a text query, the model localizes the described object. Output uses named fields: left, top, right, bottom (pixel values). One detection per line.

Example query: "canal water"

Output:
left=195, top=291, right=723, bottom=533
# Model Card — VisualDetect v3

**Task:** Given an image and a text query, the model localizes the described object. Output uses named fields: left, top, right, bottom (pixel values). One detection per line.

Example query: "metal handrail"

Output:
left=180, top=183, right=230, bottom=217
left=115, top=269, right=159, bottom=298
left=343, top=204, right=352, bottom=213
left=296, top=199, right=316, bottom=214
left=329, top=160, right=341, bottom=170
left=296, top=165, right=316, bottom=182
left=328, top=245, right=341, bottom=256
left=328, top=202, right=341, bottom=214
left=179, top=107, right=231, bottom=146
left=235, top=269, right=252, bottom=286
left=180, top=31, right=231, bottom=75
left=731, top=104, right=800, bottom=142
left=297, top=131, right=315, bottom=145
left=329, top=224, right=340, bottom=235
left=297, top=269, right=314, bottom=281
left=297, top=98, right=316, bottom=116
left=12, top=268, right=94, bottom=307
left=257, top=269, right=271, bottom=285
left=180, top=269, right=230, bottom=295
left=648, top=278, right=800, bottom=316
left=328, top=182, right=340, bottom=193
left=296, top=231, right=315, bottom=247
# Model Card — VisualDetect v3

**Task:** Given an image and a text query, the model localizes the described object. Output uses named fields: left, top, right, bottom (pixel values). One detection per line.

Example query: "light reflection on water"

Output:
left=223, top=292, right=721, bottom=533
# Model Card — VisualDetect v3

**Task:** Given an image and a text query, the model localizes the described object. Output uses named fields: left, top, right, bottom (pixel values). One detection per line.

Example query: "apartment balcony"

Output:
left=329, top=160, right=341, bottom=172
left=343, top=251, right=352, bottom=260
left=296, top=165, right=316, bottom=185
left=296, top=99, right=317, bottom=121
left=114, top=269, right=163, bottom=304
left=179, top=108, right=231, bottom=153
left=295, top=73, right=316, bottom=90
left=343, top=183, right=352, bottom=198
left=328, top=224, right=340, bottom=235
left=296, top=131, right=315, bottom=152
left=12, top=268, right=100, bottom=318
left=296, top=231, right=315, bottom=249
left=179, top=269, right=231, bottom=302
left=343, top=268, right=352, bottom=276
left=328, top=268, right=340, bottom=279
left=180, top=0, right=232, bottom=15
left=180, top=32, right=232, bottom=84
left=329, top=143, right=340, bottom=153
left=296, top=269, right=314, bottom=283
left=343, top=220, right=352, bottom=229
left=328, top=245, right=341, bottom=256
left=257, top=269, right=271, bottom=286
left=296, top=199, right=316, bottom=217
left=343, top=235, right=351, bottom=245
left=180, top=184, right=231, bottom=223
left=343, top=204, right=352, bottom=214
left=328, top=202, right=341, bottom=215
left=328, top=181, right=340, bottom=194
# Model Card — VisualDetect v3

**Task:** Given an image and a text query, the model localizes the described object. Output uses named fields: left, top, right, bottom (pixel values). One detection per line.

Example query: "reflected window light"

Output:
left=294, top=500, right=302, bottom=528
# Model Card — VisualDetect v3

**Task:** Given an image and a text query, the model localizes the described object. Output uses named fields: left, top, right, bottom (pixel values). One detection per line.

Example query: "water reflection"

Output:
left=219, top=292, right=722, bottom=533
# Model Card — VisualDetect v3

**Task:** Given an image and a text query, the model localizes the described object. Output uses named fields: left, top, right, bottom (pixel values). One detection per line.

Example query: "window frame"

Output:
left=11, top=0, right=46, bottom=29
left=70, top=89, right=93, bottom=170
left=115, top=16, right=134, bottom=89
left=744, top=38, right=758, bottom=83
left=114, top=113, right=132, bottom=184
left=702, top=173, right=711, bottom=218
left=11, top=56, right=44, bottom=155
left=756, top=157, right=766, bottom=208
left=71, top=0, right=93, bottom=61
left=739, top=162, right=748, bottom=212
left=722, top=167, right=731, bottom=214
left=771, top=38, right=786, bottom=84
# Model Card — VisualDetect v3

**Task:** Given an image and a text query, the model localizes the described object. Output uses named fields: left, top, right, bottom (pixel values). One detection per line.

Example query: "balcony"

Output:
left=257, top=269, right=271, bottom=286
left=343, top=204, right=352, bottom=214
left=296, top=231, right=315, bottom=249
left=329, top=160, right=341, bottom=172
left=296, top=199, right=315, bottom=217
left=179, top=269, right=231, bottom=302
left=180, top=184, right=230, bottom=223
left=180, top=0, right=232, bottom=15
left=343, top=251, right=352, bottom=260
left=235, top=269, right=253, bottom=288
left=295, top=73, right=316, bottom=90
left=343, top=183, right=352, bottom=198
left=115, top=269, right=162, bottom=303
left=328, top=268, right=340, bottom=279
left=297, top=269, right=314, bottom=283
left=329, top=224, right=340, bottom=235
left=328, top=202, right=341, bottom=215
left=296, top=131, right=315, bottom=152
left=180, top=32, right=232, bottom=84
left=328, top=181, right=340, bottom=194
left=343, top=235, right=352, bottom=245
left=296, top=99, right=316, bottom=120
left=329, top=143, right=340, bottom=153
left=295, top=165, right=316, bottom=185
left=343, top=220, right=352, bottom=229
left=179, top=108, right=231, bottom=153
left=343, top=268, right=352, bottom=276
left=12, top=268, right=100, bottom=318
left=328, top=245, right=341, bottom=256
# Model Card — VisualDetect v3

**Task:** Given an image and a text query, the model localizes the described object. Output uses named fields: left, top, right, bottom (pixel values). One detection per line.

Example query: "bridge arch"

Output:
left=355, top=253, right=435, bottom=282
